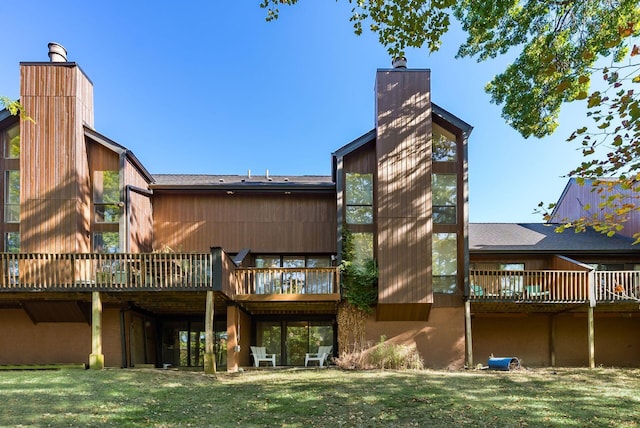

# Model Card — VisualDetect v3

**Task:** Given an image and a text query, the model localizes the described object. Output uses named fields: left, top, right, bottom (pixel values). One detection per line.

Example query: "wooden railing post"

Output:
left=204, top=290, right=216, bottom=374
left=89, top=291, right=105, bottom=369
left=464, top=299, right=473, bottom=368
left=587, top=304, right=595, bottom=368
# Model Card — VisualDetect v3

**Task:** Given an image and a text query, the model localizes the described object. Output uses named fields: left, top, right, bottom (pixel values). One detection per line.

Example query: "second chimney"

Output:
left=48, top=42, right=68, bottom=62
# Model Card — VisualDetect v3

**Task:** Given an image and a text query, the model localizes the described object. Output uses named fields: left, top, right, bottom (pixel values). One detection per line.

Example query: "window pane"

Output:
left=433, top=276, right=457, bottom=294
left=345, top=173, right=373, bottom=205
left=351, top=232, right=373, bottom=268
left=346, top=206, right=373, bottom=224
left=433, top=233, right=457, bottom=276
left=432, top=125, right=456, bottom=162
left=5, top=232, right=19, bottom=252
left=433, top=174, right=456, bottom=225
left=5, top=170, right=19, bottom=223
left=93, top=232, right=119, bottom=253
left=433, top=207, right=456, bottom=224
left=95, top=204, right=121, bottom=223
left=255, top=256, right=281, bottom=268
left=94, top=171, right=120, bottom=203
left=4, top=124, right=20, bottom=159
left=307, top=257, right=331, bottom=267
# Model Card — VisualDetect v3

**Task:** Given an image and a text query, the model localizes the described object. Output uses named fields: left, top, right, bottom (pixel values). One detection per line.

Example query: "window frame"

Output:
left=345, top=172, right=374, bottom=225
left=4, top=170, right=19, bottom=223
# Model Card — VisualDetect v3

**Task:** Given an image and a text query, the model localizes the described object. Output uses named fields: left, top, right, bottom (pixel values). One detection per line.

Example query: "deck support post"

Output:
left=89, top=291, right=104, bottom=369
left=464, top=299, right=473, bottom=368
left=587, top=305, right=595, bottom=368
left=204, top=290, right=216, bottom=374
left=549, top=314, right=556, bottom=367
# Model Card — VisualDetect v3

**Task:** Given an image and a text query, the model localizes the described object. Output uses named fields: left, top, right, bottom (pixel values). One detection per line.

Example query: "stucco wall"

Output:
left=365, top=307, right=466, bottom=369
left=0, top=308, right=122, bottom=367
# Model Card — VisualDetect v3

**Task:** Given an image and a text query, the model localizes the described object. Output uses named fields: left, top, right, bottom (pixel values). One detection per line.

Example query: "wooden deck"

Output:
left=470, top=270, right=640, bottom=305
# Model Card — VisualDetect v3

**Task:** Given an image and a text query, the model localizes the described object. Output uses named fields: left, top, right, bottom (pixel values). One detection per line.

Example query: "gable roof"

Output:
left=84, top=126, right=154, bottom=184
left=470, top=223, right=640, bottom=253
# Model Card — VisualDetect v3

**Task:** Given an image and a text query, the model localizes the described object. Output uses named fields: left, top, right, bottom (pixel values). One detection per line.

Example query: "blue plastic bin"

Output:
left=488, top=357, right=520, bottom=371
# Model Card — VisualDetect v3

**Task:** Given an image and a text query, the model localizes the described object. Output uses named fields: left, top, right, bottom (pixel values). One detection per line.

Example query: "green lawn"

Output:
left=1, top=367, right=639, bottom=427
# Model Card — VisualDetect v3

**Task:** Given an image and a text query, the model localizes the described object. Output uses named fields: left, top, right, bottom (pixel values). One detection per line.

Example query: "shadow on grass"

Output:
left=0, top=368, right=639, bottom=427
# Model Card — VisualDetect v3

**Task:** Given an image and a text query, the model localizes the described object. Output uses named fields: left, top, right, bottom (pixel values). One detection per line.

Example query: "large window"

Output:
left=432, top=174, right=457, bottom=224
left=345, top=173, right=373, bottom=224
left=432, top=125, right=457, bottom=162
left=2, top=123, right=19, bottom=159
left=93, top=171, right=120, bottom=223
left=4, top=170, right=19, bottom=223
left=433, top=233, right=457, bottom=294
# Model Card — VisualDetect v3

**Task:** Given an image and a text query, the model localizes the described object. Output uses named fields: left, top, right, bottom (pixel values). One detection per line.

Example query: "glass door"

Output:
left=255, top=320, right=335, bottom=366
left=285, top=321, right=309, bottom=366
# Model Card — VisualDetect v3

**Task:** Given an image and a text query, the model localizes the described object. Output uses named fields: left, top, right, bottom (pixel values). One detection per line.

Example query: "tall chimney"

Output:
left=48, top=42, right=68, bottom=62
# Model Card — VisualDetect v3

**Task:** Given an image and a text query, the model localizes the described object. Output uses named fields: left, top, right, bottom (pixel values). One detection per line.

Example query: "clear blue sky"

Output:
left=0, top=1, right=588, bottom=223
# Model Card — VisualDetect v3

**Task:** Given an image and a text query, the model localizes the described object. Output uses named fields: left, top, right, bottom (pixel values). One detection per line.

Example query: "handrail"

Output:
left=0, top=252, right=213, bottom=291
left=470, top=270, right=640, bottom=303
left=235, top=267, right=339, bottom=295
left=469, top=270, right=589, bottom=302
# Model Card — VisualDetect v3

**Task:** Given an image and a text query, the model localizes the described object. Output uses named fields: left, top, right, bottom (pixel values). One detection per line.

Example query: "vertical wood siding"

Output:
left=153, top=193, right=337, bottom=253
left=19, top=64, right=94, bottom=253
left=375, top=70, right=432, bottom=304
left=124, top=160, right=153, bottom=252
left=552, top=179, right=640, bottom=239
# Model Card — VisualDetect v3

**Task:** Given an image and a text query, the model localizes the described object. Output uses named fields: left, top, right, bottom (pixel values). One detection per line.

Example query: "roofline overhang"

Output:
left=470, top=249, right=640, bottom=255
left=432, top=102, right=474, bottom=137
left=84, top=126, right=155, bottom=184
left=0, top=108, right=11, bottom=122
left=150, top=182, right=336, bottom=193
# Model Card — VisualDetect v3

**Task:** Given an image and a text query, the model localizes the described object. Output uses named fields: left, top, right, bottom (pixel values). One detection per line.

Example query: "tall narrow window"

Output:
left=432, top=233, right=457, bottom=294
left=345, top=173, right=373, bottom=224
left=94, top=171, right=120, bottom=223
left=432, top=174, right=457, bottom=224
left=350, top=232, right=374, bottom=269
left=2, top=124, right=20, bottom=159
left=432, top=125, right=456, bottom=162
left=4, top=170, right=19, bottom=223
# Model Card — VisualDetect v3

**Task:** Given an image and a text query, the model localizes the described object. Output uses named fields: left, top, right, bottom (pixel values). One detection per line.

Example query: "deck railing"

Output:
left=595, top=271, right=640, bottom=301
left=235, top=267, right=340, bottom=295
left=471, top=270, right=640, bottom=303
left=470, top=270, right=590, bottom=302
left=0, top=252, right=213, bottom=291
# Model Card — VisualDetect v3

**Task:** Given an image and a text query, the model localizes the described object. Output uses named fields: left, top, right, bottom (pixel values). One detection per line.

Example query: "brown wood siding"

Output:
left=19, top=63, right=93, bottom=253
left=153, top=193, right=337, bottom=254
left=375, top=70, right=432, bottom=304
left=552, top=180, right=640, bottom=239
left=123, top=159, right=152, bottom=252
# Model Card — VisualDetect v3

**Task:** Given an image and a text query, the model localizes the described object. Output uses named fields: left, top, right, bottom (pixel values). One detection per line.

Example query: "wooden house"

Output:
left=0, top=44, right=638, bottom=371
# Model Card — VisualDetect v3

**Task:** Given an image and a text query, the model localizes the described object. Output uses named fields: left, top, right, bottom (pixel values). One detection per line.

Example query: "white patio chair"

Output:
left=250, top=346, right=276, bottom=367
left=304, top=345, right=333, bottom=367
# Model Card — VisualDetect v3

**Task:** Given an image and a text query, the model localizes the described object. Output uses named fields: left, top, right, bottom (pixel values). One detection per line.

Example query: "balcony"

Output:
left=0, top=252, right=214, bottom=292
left=232, top=267, right=341, bottom=314
left=470, top=270, right=640, bottom=304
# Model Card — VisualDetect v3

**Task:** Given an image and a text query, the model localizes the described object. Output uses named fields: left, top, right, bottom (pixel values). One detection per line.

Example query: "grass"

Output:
left=0, top=367, right=639, bottom=427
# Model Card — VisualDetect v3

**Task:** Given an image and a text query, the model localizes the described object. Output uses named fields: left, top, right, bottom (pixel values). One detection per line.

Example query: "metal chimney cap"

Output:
left=392, top=57, right=407, bottom=69
left=48, top=42, right=68, bottom=62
